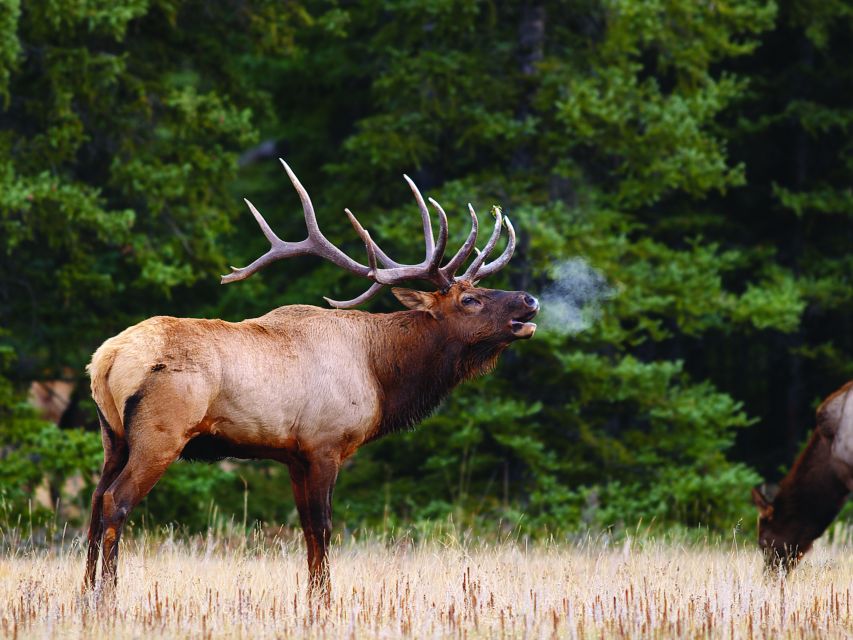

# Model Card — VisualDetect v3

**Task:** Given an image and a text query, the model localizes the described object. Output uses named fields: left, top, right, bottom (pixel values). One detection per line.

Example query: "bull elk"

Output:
left=84, top=160, right=539, bottom=599
left=752, top=381, right=853, bottom=571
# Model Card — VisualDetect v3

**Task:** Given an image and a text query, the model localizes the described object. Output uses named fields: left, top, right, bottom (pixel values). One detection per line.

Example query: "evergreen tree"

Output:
left=715, top=0, right=853, bottom=475
left=0, top=0, right=300, bottom=525
left=2, top=0, right=849, bottom=535
left=237, top=0, right=792, bottom=531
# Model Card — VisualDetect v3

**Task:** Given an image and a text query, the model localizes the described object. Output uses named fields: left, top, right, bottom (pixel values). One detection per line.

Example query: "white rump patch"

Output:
left=830, top=389, right=853, bottom=472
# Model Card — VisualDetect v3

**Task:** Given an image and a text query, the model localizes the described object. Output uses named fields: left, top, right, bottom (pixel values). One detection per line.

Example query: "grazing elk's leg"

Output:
left=84, top=424, right=128, bottom=590
left=100, top=435, right=185, bottom=589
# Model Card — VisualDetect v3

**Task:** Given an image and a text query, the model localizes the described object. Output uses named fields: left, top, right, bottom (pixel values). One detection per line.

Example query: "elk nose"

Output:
left=523, top=294, right=539, bottom=310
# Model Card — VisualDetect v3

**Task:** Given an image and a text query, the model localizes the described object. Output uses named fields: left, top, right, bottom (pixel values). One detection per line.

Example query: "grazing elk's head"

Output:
left=222, top=159, right=539, bottom=336
left=752, top=484, right=799, bottom=570
left=752, top=483, right=814, bottom=571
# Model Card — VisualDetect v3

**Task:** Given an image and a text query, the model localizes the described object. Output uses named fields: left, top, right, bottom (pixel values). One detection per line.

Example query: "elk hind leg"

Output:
left=84, top=413, right=128, bottom=590
left=100, top=434, right=185, bottom=590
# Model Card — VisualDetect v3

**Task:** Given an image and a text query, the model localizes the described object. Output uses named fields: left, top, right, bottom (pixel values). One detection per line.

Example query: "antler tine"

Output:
left=335, top=174, right=444, bottom=272
left=280, top=159, right=319, bottom=235
left=459, top=206, right=503, bottom=282
left=363, top=176, right=452, bottom=288
left=403, top=175, right=434, bottom=255
left=324, top=282, right=385, bottom=309
left=353, top=216, right=404, bottom=270
left=426, top=197, right=449, bottom=277
left=322, top=210, right=388, bottom=309
left=278, top=159, right=371, bottom=275
left=243, top=197, right=283, bottom=246
left=344, top=209, right=378, bottom=276
left=439, top=201, right=479, bottom=280
left=468, top=217, right=515, bottom=283
left=222, top=161, right=373, bottom=285
left=221, top=199, right=286, bottom=284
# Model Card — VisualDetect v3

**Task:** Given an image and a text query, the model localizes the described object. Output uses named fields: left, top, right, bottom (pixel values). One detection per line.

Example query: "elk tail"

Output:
left=87, top=342, right=124, bottom=440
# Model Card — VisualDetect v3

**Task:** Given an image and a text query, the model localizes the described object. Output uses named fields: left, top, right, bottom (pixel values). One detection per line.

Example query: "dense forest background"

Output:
left=1, top=0, right=851, bottom=536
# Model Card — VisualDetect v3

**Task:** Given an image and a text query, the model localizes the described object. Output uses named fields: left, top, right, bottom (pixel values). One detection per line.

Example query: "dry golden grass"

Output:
left=3, top=529, right=853, bottom=638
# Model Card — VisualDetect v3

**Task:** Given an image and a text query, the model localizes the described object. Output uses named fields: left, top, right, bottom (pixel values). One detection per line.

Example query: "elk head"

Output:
left=221, top=159, right=539, bottom=337
left=393, top=283, right=538, bottom=342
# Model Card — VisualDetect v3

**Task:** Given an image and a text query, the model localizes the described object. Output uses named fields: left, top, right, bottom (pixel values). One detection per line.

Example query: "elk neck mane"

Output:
left=773, top=427, right=849, bottom=540
left=364, top=309, right=507, bottom=439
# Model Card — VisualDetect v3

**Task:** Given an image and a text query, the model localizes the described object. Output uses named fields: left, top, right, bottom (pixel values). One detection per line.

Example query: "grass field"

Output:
left=2, top=527, right=853, bottom=638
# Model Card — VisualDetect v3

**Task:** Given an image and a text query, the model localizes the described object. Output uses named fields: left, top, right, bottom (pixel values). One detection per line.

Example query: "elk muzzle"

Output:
left=760, top=538, right=807, bottom=574
left=510, top=293, right=539, bottom=339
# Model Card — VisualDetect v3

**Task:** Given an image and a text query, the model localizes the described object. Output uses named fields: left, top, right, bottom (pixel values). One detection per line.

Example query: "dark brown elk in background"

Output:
left=751, top=380, right=853, bottom=570
left=84, top=160, right=539, bottom=600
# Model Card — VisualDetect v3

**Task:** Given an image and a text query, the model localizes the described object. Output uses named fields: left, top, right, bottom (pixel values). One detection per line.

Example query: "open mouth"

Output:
left=510, top=310, right=538, bottom=338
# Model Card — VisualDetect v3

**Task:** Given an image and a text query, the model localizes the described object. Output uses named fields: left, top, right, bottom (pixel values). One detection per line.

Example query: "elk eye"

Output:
left=461, top=296, right=481, bottom=308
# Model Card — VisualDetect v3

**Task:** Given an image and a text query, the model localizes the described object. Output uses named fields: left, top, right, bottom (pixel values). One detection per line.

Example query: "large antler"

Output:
left=221, top=159, right=516, bottom=308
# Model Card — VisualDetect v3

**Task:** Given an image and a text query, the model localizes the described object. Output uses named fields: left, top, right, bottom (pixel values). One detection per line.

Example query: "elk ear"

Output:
left=392, top=288, right=438, bottom=315
left=751, top=484, right=776, bottom=517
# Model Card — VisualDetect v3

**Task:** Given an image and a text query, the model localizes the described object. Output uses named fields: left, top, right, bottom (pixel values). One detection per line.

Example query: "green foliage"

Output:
left=0, top=344, right=101, bottom=525
left=0, top=0, right=300, bottom=532
left=2, top=0, right=851, bottom=540
left=0, top=0, right=296, bottom=369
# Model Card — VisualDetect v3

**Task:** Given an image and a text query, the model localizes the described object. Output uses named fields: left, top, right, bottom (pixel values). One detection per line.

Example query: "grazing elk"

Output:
left=84, top=160, right=539, bottom=599
left=752, top=381, right=853, bottom=571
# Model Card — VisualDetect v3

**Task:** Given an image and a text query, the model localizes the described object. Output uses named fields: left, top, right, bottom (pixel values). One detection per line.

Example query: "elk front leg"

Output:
left=288, top=462, right=316, bottom=571
left=289, top=455, right=339, bottom=604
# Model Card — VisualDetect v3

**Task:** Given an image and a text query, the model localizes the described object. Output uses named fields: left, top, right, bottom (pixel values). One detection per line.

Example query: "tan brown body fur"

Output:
left=91, top=304, right=506, bottom=459
left=84, top=282, right=539, bottom=599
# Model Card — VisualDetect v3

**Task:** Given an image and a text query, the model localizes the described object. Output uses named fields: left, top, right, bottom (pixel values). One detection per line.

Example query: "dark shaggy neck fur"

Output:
left=366, top=311, right=507, bottom=439
left=773, top=429, right=849, bottom=544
